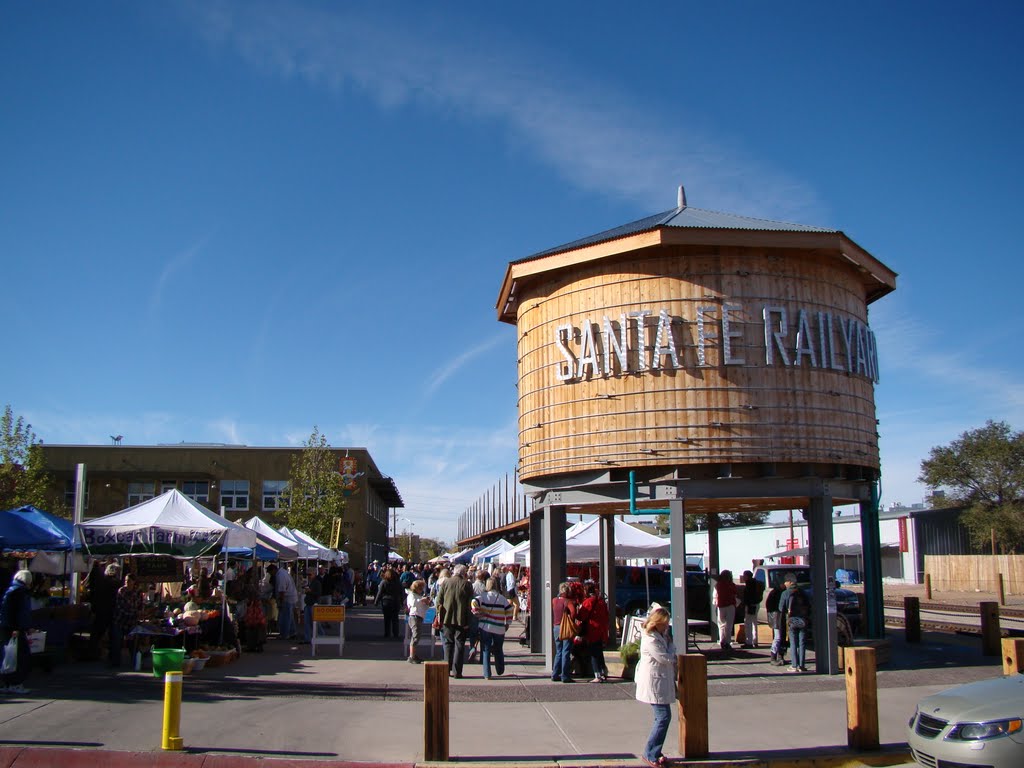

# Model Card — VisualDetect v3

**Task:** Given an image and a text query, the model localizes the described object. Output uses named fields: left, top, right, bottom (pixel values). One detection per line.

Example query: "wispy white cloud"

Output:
left=422, top=333, right=506, bottom=401
left=181, top=1, right=820, bottom=220
left=149, top=239, right=205, bottom=319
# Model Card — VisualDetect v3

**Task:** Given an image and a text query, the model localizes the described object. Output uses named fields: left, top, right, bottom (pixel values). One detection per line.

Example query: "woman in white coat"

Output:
left=634, top=603, right=677, bottom=767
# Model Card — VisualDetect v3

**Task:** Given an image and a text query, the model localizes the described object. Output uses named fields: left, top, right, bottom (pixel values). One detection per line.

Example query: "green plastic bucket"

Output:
left=151, top=647, right=185, bottom=678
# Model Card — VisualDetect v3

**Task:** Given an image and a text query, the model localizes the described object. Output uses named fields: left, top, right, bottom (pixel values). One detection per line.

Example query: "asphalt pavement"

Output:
left=0, top=606, right=1006, bottom=766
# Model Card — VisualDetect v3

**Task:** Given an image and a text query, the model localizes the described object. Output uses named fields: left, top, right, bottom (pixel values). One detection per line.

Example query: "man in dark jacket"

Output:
left=778, top=573, right=811, bottom=673
left=765, top=583, right=787, bottom=666
left=436, top=564, right=474, bottom=678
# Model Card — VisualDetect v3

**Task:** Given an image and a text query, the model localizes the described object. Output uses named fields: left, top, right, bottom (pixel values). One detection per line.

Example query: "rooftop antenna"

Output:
left=677, top=184, right=687, bottom=208
left=110, top=435, right=123, bottom=445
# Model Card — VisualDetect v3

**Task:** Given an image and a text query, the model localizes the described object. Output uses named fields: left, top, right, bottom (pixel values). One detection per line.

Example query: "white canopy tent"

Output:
left=275, top=526, right=321, bottom=560
left=470, top=538, right=514, bottom=564
left=565, top=517, right=671, bottom=562
left=78, top=489, right=257, bottom=558
left=388, top=551, right=405, bottom=562
left=496, top=518, right=672, bottom=567
left=244, top=517, right=302, bottom=560
left=497, top=539, right=530, bottom=566
left=279, top=527, right=348, bottom=565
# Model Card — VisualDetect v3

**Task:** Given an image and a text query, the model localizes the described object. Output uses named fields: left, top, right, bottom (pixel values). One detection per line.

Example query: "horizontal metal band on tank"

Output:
left=515, top=380, right=877, bottom=409
left=520, top=444, right=880, bottom=468
left=518, top=454, right=876, bottom=475
left=517, top=430, right=879, bottom=455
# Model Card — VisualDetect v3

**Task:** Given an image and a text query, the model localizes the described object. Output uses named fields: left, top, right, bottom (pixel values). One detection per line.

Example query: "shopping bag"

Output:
left=558, top=610, right=577, bottom=641
left=1, top=636, right=17, bottom=674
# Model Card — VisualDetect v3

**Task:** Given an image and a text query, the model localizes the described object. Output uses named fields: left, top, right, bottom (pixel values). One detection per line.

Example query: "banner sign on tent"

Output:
left=80, top=525, right=226, bottom=557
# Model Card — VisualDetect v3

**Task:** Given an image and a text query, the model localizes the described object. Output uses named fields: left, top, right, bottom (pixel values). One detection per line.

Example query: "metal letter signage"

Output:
left=552, top=303, right=879, bottom=385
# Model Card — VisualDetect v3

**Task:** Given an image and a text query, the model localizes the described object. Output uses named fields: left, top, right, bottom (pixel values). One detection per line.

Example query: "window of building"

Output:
left=161, top=480, right=177, bottom=495
left=183, top=480, right=209, bottom=504
left=128, top=481, right=155, bottom=507
left=64, top=479, right=88, bottom=510
left=220, top=480, right=249, bottom=512
left=262, top=480, right=289, bottom=511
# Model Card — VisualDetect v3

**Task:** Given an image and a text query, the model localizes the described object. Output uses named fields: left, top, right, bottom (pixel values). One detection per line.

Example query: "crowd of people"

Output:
left=1, top=545, right=818, bottom=768
left=368, top=560, right=529, bottom=678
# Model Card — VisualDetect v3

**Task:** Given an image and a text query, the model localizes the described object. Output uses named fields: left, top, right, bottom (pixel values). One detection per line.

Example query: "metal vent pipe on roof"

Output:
left=677, top=185, right=687, bottom=208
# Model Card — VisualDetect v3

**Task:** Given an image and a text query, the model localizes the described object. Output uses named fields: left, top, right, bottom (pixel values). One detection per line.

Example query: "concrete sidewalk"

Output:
left=0, top=607, right=1002, bottom=764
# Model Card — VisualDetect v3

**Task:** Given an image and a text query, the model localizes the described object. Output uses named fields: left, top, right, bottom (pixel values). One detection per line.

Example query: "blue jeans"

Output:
left=790, top=625, right=807, bottom=669
left=587, top=641, right=608, bottom=679
left=552, top=633, right=573, bottom=681
left=644, top=703, right=672, bottom=762
left=304, top=604, right=315, bottom=642
left=278, top=600, right=295, bottom=638
left=480, top=630, right=505, bottom=678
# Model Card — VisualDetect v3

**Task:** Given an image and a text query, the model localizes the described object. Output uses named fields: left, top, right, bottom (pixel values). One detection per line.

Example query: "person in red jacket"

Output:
left=713, top=569, right=739, bottom=651
left=577, top=581, right=610, bottom=682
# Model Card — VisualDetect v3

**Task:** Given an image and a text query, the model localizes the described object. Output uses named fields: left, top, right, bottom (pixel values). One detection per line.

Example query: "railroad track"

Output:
left=882, top=598, right=1024, bottom=634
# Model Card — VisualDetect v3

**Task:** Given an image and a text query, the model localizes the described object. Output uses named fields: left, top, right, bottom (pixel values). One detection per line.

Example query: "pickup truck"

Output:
left=614, top=565, right=711, bottom=622
left=748, top=564, right=861, bottom=638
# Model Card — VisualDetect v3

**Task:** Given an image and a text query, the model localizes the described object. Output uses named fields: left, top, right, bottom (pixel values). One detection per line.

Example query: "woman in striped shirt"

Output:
left=471, top=578, right=513, bottom=679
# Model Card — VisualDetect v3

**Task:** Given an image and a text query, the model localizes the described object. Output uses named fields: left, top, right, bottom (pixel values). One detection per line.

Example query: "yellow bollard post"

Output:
left=161, top=670, right=184, bottom=751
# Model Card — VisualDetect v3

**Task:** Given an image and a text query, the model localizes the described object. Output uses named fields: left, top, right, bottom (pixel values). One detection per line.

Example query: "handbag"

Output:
left=788, top=616, right=806, bottom=630
left=1, top=636, right=17, bottom=675
left=558, top=607, right=577, bottom=641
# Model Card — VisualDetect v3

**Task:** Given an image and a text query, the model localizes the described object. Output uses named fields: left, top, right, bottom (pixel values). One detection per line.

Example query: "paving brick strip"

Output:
left=0, top=746, right=913, bottom=768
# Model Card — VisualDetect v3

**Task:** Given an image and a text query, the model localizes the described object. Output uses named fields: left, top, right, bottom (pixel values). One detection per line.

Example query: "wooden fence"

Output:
left=925, top=555, right=1024, bottom=594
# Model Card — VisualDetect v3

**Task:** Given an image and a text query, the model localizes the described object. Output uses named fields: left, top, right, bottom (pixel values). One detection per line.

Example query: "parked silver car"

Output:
left=907, top=674, right=1024, bottom=767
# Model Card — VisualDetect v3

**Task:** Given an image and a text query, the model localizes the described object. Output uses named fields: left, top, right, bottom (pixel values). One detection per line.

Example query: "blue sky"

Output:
left=2, top=2, right=1022, bottom=545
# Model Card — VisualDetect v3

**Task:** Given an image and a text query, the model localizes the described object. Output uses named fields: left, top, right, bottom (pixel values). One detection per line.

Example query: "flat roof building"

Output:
left=40, top=443, right=403, bottom=571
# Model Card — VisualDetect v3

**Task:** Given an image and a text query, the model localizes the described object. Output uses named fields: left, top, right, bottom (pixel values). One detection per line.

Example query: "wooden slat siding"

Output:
left=516, top=246, right=879, bottom=482
left=925, top=555, right=1024, bottom=593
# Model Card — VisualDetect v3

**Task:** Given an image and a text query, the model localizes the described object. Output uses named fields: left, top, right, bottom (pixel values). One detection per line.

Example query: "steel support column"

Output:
left=529, top=510, right=545, bottom=654
left=859, top=484, right=885, bottom=639
left=599, top=515, right=616, bottom=646
left=669, top=500, right=689, bottom=652
left=807, top=493, right=839, bottom=674
left=539, top=504, right=567, bottom=671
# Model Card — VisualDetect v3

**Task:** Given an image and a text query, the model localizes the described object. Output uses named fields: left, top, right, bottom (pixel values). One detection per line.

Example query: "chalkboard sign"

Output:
left=132, top=556, right=183, bottom=582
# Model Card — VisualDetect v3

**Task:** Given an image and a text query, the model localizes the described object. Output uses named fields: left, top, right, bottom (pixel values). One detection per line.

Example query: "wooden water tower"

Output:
left=497, top=187, right=897, bottom=670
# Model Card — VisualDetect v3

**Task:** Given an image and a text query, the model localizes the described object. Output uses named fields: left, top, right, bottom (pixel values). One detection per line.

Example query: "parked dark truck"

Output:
left=614, top=565, right=711, bottom=622
left=749, top=564, right=860, bottom=642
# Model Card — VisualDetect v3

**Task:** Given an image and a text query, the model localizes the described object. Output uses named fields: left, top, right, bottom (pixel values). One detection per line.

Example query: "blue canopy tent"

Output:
left=0, top=505, right=74, bottom=552
left=450, top=544, right=488, bottom=565
left=224, top=542, right=280, bottom=561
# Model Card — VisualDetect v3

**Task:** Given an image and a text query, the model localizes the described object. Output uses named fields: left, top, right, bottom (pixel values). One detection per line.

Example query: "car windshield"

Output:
left=769, top=568, right=811, bottom=589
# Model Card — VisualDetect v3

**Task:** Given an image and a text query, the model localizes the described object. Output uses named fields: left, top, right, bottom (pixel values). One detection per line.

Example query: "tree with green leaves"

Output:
left=281, top=427, right=347, bottom=547
left=654, top=510, right=770, bottom=535
left=918, top=420, right=1024, bottom=554
left=0, top=404, right=57, bottom=513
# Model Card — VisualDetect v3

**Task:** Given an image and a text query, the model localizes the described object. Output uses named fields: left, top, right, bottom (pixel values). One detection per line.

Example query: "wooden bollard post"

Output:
left=846, top=647, right=879, bottom=751
left=980, top=602, right=1000, bottom=656
left=1002, top=638, right=1024, bottom=675
left=423, top=662, right=449, bottom=761
left=676, top=653, right=708, bottom=759
left=904, top=596, right=921, bottom=643
left=924, top=573, right=932, bottom=600
left=998, top=573, right=1006, bottom=606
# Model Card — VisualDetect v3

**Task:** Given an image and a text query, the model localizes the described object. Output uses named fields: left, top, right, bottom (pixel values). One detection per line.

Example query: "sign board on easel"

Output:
left=311, top=604, right=345, bottom=657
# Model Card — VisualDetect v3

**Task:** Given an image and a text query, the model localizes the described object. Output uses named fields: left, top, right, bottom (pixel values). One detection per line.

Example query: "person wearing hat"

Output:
left=634, top=602, right=676, bottom=767
left=778, top=572, right=811, bottom=673
left=0, top=570, right=36, bottom=694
